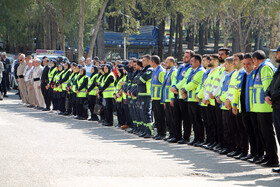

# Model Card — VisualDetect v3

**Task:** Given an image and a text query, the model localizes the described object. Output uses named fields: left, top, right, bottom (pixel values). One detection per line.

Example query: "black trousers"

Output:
left=152, top=100, right=166, bottom=136
left=104, top=98, right=114, bottom=125
left=272, top=109, right=280, bottom=146
left=255, top=112, right=278, bottom=163
left=58, top=91, right=66, bottom=113
left=215, top=101, right=224, bottom=146
left=201, top=106, right=210, bottom=143
left=76, top=97, right=88, bottom=118
left=116, top=102, right=126, bottom=125
left=222, top=110, right=235, bottom=151
left=206, top=105, right=217, bottom=144
left=173, top=98, right=191, bottom=140
left=242, top=112, right=258, bottom=156
left=41, top=83, right=51, bottom=109
left=188, top=102, right=204, bottom=142
left=71, top=93, right=77, bottom=115
left=139, top=96, right=152, bottom=125
left=235, top=113, right=248, bottom=154
left=65, top=93, right=72, bottom=114
left=0, top=72, right=8, bottom=95
left=123, top=99, right=132, bottom=127
left=165, top=102, right=175, bottom=138
left=88, top=95, right=98, bottom=120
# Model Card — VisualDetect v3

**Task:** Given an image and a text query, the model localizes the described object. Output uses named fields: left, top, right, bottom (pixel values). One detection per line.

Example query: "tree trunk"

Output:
left=158, top=20, right=165, bottom=60
left=97, top=17, right=105, bottom=60
left=232, top=25, right=240, bottom=53
left=219, top=12, right=228, bottom=47
left=214, top=19, right=220, bottom=53
left=188, top=25, right=194, bottom=50
left=174, top=15, right=179, bottom=57
left=269, top=14, right=280, bottom=65
left=51, top=21, right=57, bottom=50
left=78, top=0, right=85, bottom=60
left=204, top=26, right=208, bottom=45
left=198, top=22, right=204, bottom=55
left=87, top=0, right=109, bottom=59
left=245, top=30, right=252, bottom=52
left=168, top=16, right=175, bottom=56
left=177, top=13, right=183, bottom=61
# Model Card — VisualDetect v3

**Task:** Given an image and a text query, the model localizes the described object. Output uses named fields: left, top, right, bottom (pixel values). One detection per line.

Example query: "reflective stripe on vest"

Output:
left=101, top=73, right=115, bottom=98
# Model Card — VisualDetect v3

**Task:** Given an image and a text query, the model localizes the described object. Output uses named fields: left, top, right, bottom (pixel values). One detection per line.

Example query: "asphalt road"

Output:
left=1, top=91, right=280, bottom=187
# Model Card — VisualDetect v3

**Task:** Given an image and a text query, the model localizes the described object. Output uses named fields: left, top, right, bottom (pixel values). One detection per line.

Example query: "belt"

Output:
left=18, top=75, right=24, bottom=78
left=34, top=78, right=40, bottom=81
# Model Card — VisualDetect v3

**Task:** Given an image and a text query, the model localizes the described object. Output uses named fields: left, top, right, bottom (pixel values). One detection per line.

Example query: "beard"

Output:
left=276, top=58, right=280, bottom=63
left=219, top=58, right=225, bottom=63
left=208, top=63, right=213, bottom=67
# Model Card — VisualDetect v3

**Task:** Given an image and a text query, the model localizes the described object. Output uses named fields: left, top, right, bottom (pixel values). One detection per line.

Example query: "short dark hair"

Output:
left=151, top=55, right=160, bottom=65
left=93, top=56, right=99, bottom=60
left=166, top=56, right=175, bottom=64
left=252, top=50, right=266, bottom=60
left=203, top=54, right=211, bottom=61
left=244, top=53, right=253, bottom=59
left=192, top=54, right=202, bottom=63
left=233, top=53, right=244, bottom=61
left=137, top=60, right=143, bottom=67
left=185, top=50, right=195, bottom=57
left=219, top=47, right=230, bottom=55
left=211, top=54, right=219, bottom=60
left=143, top=54, right=151, bottom=60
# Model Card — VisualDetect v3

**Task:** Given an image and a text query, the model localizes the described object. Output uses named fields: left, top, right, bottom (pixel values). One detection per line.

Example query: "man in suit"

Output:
left=1, top=52, right=11, bottom=97
left=41, top=56, right=51, bottom=111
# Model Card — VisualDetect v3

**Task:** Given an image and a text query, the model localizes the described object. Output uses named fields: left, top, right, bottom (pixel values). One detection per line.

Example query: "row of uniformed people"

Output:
left=160, top=48, right=279, bottom=168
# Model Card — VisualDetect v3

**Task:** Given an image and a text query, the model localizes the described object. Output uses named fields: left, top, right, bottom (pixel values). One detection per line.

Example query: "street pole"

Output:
left=124, top=35, right=126, bottom=60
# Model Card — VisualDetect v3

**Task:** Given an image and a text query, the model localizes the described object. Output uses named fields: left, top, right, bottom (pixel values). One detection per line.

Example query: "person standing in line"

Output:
left=32, top=58, right=45, bottom=109
left=161, top=56, right=177, bottom=141
left=265, top=46, right=280, bottom=172
left=1, top=52, right=11, bottom=96
left=181, top=54, right=205, bottom=146
left=24, top=60, right=38, bottom=107
left=75, top=66, right=88, bottom=120
left=16, top=54, right=28, bottom=104
left=251, top=50, right=278, bottom=167
left=169, top=50, right=194, bottom=144
left=151, top=55, right=166, bottom=140
left=41, top=56, right=51, bottom=111
left=0, top=59, right=4, bottom=100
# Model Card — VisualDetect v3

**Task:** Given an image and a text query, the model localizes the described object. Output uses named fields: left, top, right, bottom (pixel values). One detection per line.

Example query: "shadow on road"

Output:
left=2, top=93, right=280, bottom=186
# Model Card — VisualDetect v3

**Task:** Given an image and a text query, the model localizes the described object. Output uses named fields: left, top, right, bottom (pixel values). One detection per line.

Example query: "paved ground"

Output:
left=1, top=91, right=280, bottom=187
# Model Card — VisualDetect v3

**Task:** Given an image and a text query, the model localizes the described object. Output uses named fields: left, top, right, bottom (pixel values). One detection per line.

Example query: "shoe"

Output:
left=168, top=138, right=179, bottom=143
left=187, top=140, right=197, bottom=146
left=248, top=156, right=263, bottom=163
left=261, top=162, right=279, bottom=167
left=75, top=116, right=80, bottom=120
left=227, top=150, right=241, bottom=157
left=78, top=117, right=87, bottom=120
left=143, top=129, right=153, bottom=138
left=203, top=142, right=213, bottom=149
left=152, top=134, right=159, bottom=139
left=234, top=153, right=247, bottom=159
left=154, top=136, right=164, bottom=140
left=193, top=141, right=203, bottom=147
left=27, top=105, right=35, bottom=108
left=139, top=131, right=147, bottom=137
left=103, top=122, right=113, bottom=126
left=196, top=141, right=206, bottom=147
left=272, top=168, right=280, bottom=173
left=42, top=108, right=50, bottom=111
left=255, top=158, right=269, bottom=165
left=121, top=125, right=130, bottom=130
left=58, top=112, right=64, bottom=115
left=164, top=136, right=172, bottom=141
left=98, top=120, right=103, bottom=123
left=3, top=95, right=8, bottom=97
left=15, top=92, right=20, bottom=95
left=178, top=139, right=189, bottom=144
left=88, top=118, right=98, bottom=121
left=37, top=107, right=44, bottom=110
left=208, top=142, right=218, bottom=150
left=63, top=112, right=71, bottom=116
left=241, top=154, right=254, bottom=161
left=219, top=148, right=230, bottom=155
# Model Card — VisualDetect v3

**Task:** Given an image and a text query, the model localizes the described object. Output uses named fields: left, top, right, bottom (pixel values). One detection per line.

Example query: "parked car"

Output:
left=31, top=49, right=70, bottom=66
